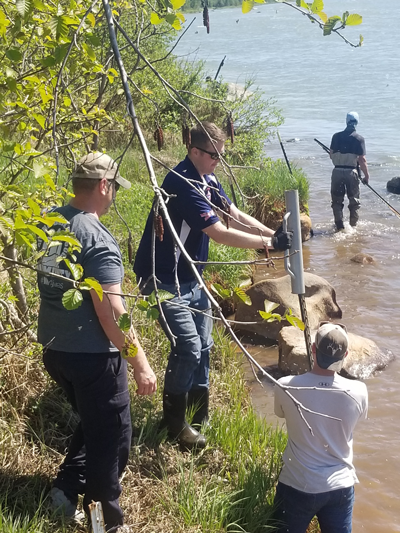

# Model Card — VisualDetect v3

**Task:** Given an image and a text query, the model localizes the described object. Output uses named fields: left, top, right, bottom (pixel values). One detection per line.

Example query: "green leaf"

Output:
left=14, top=215, right=27, bottom=229
left=233, top=287, right=252, bottom=306
left=170, top=0, right=186, bottom=9
left=33, top=113, right=46, bottom=129
left=165, top=13, right=181, bottom=30
left=51, top=232, right=81, bottom=248
left=27, top=198, right=41, bottom=215
left=259, top=310, right=274, bottom=321
left=42, top=212, right=69, bottom=226
left=16, top=231, right=34, bottom=247
left=147, top=292, right=157, bottom=307
left=345, top=13, right=362, bottom=26
left=64, top=259, right=83, bottom=281
left=150, top=13, right=163, bottom=24
left=26, top=224, right=47, bottom=241
left=242, top=0, right=254, bottom=14
left=6, top=49, right=23, bottom=62
left=286, top=315, right=305, bottom=330
left=50, top=15, right=69, bottom=40
left=264, top=299, right=280, bottom=313
left=318, top=11, right=327, bottom=23
left=136, top=301, right=149, bottom=312
left=6, top=77, right=17, bottom=92
left=87, top=13, right=96, bottom=27
left=157, top=289, right=175, bottom=303
left=310, top=0, right=323, bottom=14
left=211, top=283, right=231, bottom=300
left=323, top=15, right=341, bottom=35
left=80, top=277, right=103, bottom=301
left=16, top=0, right=32, bottom=17
left=122, top=343, right=138, bottom=359
left=33, top=160, right=48, bottom=178
left=296, top=0, right=309, bottom=9
left=62, top=288, right=83, bottom=310
left=147, top=307, right=160, bottom=320
left=54, top=43, right=70, bottom=64
left=118, top=313, right=131, bottom=332
left=82, top=42, right=96, bottom=61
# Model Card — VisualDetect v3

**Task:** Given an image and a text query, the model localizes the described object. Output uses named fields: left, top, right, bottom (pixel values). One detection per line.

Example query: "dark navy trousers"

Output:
left=43, top=349, right=132, bottom=533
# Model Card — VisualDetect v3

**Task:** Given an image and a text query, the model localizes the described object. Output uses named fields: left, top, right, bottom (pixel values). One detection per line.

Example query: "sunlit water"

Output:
left=175, top=1, right=400, bottom=530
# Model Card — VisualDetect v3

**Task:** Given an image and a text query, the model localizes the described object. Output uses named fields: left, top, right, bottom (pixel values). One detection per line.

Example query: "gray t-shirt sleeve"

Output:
left=83, top=239, right=122, bottom=285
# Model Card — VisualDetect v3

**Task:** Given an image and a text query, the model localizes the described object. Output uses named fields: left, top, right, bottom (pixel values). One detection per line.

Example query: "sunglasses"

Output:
left=107, top=180, right=120, bottom=192
left=318, top=320, right=347, bottom=333
left=192, top=146, right=225, bottom=160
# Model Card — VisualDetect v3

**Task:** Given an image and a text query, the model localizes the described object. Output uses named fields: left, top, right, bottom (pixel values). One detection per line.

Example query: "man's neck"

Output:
left=310, top=367, right=336, bottom=376
left=69, top=197, right=100, bottom=219
left=187, top=153, right=205, bottom=179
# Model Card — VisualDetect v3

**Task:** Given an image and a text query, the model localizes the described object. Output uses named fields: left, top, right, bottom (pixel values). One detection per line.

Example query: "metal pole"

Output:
left=89, top=502, right=106, bottom=533
left=277, top=131, right=293, bottom=175
left=284, top=190, right=313, bottom=370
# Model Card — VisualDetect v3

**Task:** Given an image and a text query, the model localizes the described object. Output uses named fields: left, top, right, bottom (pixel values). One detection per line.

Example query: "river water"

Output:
left=175, top=1, right=400, bottom=531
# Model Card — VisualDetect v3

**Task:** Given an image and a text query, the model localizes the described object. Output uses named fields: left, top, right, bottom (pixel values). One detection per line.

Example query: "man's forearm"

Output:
left=227, top=205, right=275, bottom=238
left=203, top=221, right=271, bottom=249
left=358, top=155, right=369, bottom=179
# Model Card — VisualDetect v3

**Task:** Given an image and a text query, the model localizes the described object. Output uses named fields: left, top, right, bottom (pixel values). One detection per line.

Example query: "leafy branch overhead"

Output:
left=240, top=0, right=363, bottom=47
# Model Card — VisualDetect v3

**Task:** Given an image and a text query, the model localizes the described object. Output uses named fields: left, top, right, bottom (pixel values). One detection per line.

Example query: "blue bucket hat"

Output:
left=346, top=111, right=359, bottom=127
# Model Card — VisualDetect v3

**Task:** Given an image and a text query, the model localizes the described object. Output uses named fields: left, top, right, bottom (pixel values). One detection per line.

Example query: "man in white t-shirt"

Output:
left=273, top=322, right=368, bottom=533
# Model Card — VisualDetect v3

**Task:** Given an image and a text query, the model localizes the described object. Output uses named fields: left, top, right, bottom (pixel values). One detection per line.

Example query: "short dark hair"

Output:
left=190, top=121, right=226, bottom=149
left=71, top=177, right=100, bottom=194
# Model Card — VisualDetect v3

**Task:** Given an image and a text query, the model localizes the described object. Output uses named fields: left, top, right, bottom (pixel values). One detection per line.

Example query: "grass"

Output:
left=236, top=159, right=310, bottom=229
left=0, top=314, right=286, bottom=533
left=0, top=144, right=312, bottom=532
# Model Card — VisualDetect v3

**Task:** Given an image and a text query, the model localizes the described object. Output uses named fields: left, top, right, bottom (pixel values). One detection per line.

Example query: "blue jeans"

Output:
left=43, top=349, right=132, bottom=533
left=273, top=482, right=355, bottom=533
left=144, top=280, right=213, bottom=395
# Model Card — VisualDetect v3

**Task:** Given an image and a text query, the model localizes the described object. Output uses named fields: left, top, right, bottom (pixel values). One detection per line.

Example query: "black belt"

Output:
left=335, top=165, right=356, bottom=169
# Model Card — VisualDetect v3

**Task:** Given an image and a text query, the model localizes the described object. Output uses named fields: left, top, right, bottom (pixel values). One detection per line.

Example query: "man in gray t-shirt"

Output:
left=38, top=153, right=156, bottom=533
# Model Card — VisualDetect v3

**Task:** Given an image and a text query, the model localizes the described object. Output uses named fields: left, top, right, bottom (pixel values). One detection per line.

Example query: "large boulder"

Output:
left=235, top=273, right=342, bottom=340
left=278, top=326, right=394, bottom=379
left=387, top=177, right=400, bottom=194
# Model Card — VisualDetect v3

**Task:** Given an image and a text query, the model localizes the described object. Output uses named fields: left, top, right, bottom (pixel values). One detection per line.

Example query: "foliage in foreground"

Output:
left=0, top=316, right=285, bottom=532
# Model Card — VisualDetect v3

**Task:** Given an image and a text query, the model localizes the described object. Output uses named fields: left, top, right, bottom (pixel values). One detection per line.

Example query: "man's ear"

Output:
left=312, top=342, right=316, bottom=355
left=99, top=178, right=109, bottom=195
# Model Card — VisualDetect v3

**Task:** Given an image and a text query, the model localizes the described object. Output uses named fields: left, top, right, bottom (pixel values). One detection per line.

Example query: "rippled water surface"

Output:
left=175, top=2, right=400, bottom=530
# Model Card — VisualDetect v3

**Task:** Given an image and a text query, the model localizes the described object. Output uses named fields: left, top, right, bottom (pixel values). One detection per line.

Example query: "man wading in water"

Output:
left=330, top=112, right=370, bottom=231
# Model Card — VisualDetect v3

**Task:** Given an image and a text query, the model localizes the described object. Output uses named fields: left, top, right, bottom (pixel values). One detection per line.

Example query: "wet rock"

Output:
left=278, top=326, right=394, bottom=379
left=300, top=214, right=313, bottom=242
left=387, top=177, right=400, bottom=194
left=235, top=273, right=341, bottom=341
left=350, top=253, right=375, bottom=265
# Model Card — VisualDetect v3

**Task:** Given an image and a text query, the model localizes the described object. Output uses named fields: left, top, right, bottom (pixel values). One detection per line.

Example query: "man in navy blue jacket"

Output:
left=135, top=122, right=291, bottom=449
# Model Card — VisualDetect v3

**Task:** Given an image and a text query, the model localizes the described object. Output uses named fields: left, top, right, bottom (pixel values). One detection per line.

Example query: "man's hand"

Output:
left=362, top=176, right=369, bottom=185
left=133, top=360, right=157, bottom=396
left=272, top=229, right=293, bottom=251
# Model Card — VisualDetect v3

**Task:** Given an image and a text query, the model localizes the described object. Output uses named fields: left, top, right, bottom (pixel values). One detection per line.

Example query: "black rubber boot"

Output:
left=187, top=388, right=209, bottom=429
left=163, top=390, right=206, bottom=451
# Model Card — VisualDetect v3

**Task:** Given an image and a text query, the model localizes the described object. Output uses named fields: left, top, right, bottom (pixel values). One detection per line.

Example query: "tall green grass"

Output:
left=240, top=160, right=309, bottom=206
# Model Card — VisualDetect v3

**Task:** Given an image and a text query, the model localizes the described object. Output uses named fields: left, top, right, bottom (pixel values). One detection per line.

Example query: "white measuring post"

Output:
left=284, top=189, right=313, bottom=370
left=89, top=501, right=106, bottom=533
